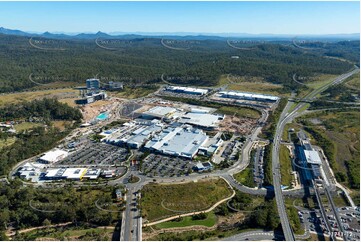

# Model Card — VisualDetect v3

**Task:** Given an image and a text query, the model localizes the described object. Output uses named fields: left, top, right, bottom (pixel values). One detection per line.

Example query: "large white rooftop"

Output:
left=304, top=150, right=322, bottom=165
left=145, top=125, right=208, bottom=158
left=62, top=168, right=88, bottom=179
left=179, top=112, right=223, bottom=128
left=39, top=149, right=69, bottom=163
left=143, top=106, right=177, bottom=118
left=219, top=91, right=279, bottom=101
left=166, top=86, right=208, bottom=95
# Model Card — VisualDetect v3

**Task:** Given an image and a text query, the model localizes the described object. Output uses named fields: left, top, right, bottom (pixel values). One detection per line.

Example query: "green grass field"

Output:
left=14, top=122, right=43, bottom=132
left=234, top=168, right=255, bottom=188
left=154, top=212, right=216, bottom=229
left=0, top=88, right=79, bottom=107
left=305, top=74, right=338, bottom=89
left=216, top=75, right=286, bottom=96
left=16, top=226, right=114, bottom=241
left=110, top=86, right=158, bottom=99
left=279, top=145, right=293, bottom=187
left=217, top=106, right=261, bottom=119
left=140, top=179, right=232, bottom=222
left=344, top=73, right=360, bottom=90
left=0, top=137, right=16, bottom=150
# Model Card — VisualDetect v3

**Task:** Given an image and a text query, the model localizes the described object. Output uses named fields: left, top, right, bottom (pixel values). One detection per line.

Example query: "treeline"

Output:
left=0, top=34, right=356, bottom=93
left=345, top=160, right=360, bottom=189
left=0, top=98, right=82, bottom=122
left=309, top=100, right=357, bottom=110
left=0, top=181, right=119, bottom=240
left=248, top=199, right=280, bottom=230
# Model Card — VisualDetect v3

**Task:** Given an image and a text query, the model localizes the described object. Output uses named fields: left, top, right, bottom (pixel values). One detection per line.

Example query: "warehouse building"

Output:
left=144, top=125, right=208, bottom=158
left=165, top=86, right=208, bottom=95
left=218, top=91, right=279, bottom=102
left=38, top=149, right=69, bottom=164
left=179, top=112, right=224, bottom=129
left=142, top=106, right=177, bottom=120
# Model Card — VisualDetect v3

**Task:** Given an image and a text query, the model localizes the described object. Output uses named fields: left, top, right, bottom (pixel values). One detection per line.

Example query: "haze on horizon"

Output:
left=0, top=1, right=359, bottom=35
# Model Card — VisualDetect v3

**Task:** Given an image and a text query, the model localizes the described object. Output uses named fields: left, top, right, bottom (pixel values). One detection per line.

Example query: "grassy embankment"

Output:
left=140, top=179, right=232, bottom=222
left=217, top=75, right=286, bottom=97
left=110, top=86, right=159, bottom=99
left=279, top=145, right=293, bottom=188
left=154, top=212, right=217, bottom=229
left=234, top=149, right=256, bottom=188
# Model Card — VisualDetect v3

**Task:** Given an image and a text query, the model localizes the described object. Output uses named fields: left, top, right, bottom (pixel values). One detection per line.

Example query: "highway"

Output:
left=271, top=66, right=359, bottom=241
left=272, top=100, right=296, bottom=241
left=120, top=170, right=144, bottom=241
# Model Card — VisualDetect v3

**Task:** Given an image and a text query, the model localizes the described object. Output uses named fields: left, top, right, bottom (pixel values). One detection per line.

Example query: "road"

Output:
left=272, top=99, right=296, bottom=241
left=120, top=170, right=144, bottom=241
left=222, top=230, right=276, bottom=241
left=271, top=66, right=359, bottom=241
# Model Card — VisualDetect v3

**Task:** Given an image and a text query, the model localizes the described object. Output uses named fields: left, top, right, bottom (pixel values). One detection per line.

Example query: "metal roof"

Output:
left=179, top=112, right=222, bottom=128
left=219, top=91, right=279, bottom=101
left=304, top=150, right=322, bottom=164
left=145, top=126, right=208, bottom=158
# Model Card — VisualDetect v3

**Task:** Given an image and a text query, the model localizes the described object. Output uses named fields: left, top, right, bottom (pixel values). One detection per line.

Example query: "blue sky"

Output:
left=0, top=1, right=359, bottom=34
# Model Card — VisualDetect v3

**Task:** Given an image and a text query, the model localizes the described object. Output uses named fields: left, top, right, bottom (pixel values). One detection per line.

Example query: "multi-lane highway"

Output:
left=271, top=67, right=359, bottom=241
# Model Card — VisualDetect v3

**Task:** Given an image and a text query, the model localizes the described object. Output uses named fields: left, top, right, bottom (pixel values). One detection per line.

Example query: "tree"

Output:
left=42, top=218, right=51, bottom=227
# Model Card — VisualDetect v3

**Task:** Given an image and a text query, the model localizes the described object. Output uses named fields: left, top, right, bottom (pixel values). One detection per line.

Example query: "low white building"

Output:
left=165, top=86, right=208, bottom=95
left=83, top=168, right=101, bottom=179
left=304, top=150, right=322, bottom=165
left=38, top=149, right=69, bottom=164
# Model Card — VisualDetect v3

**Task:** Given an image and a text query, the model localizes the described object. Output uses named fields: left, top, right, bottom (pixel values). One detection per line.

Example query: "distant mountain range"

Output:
left=0, top=27, right=359, bottom=41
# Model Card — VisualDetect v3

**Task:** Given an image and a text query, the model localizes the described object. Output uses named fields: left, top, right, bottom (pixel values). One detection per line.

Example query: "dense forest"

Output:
left=0, top=181, right=120, bottom=240
left=0, top=34, right=358, bottom=93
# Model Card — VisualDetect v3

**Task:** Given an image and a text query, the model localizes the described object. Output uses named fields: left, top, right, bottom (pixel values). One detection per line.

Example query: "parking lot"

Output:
left=336, top=207, right=360, bottom=240
left=141, top=154, right=194, bottom=177
left=296, top=206, right=360, bottom=241
left=59, top=141, right=130, bottom=166
left=253, top=146, right=264, bottom=187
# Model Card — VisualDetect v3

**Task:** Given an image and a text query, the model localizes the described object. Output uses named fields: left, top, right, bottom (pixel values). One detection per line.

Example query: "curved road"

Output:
left=222, top=230, right=275, bottom=241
